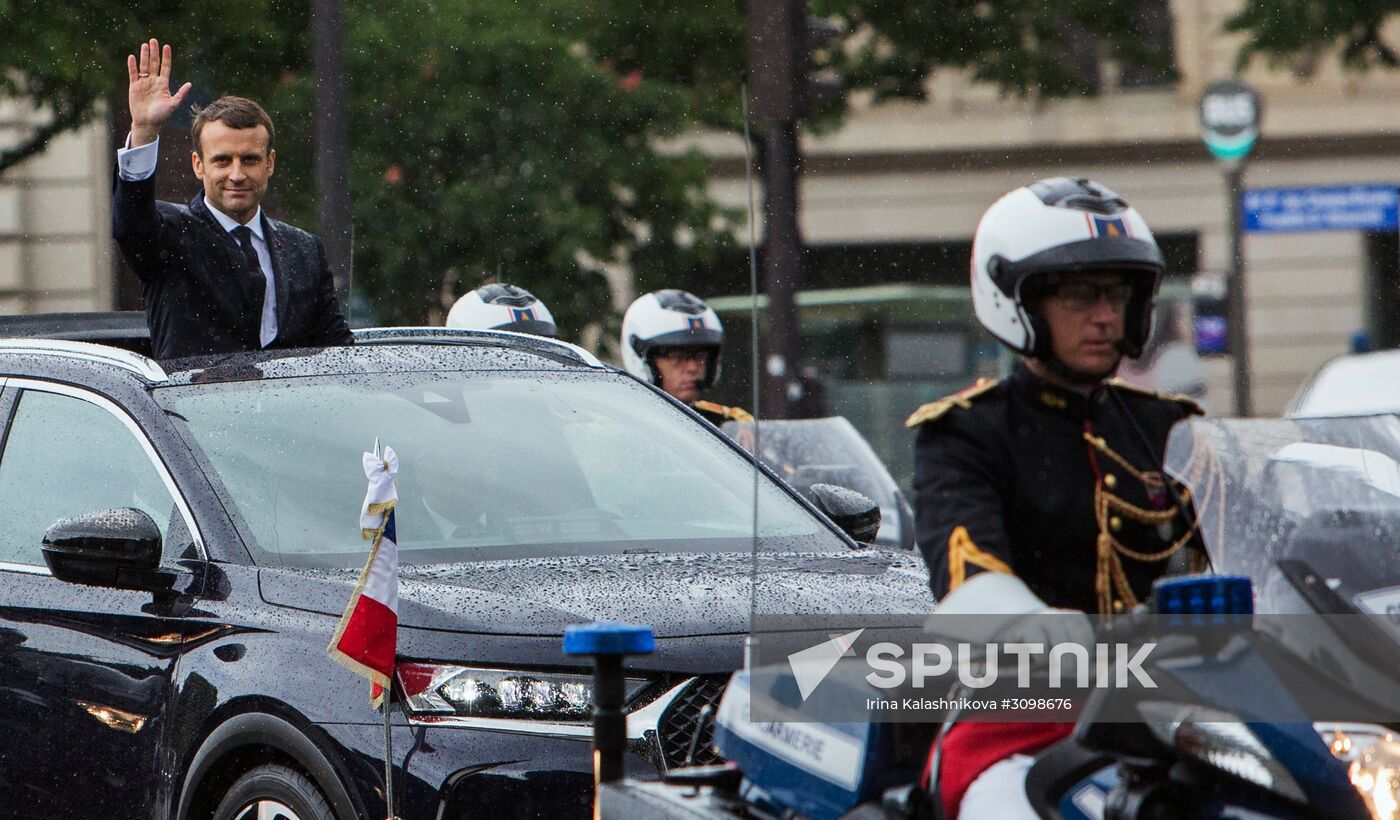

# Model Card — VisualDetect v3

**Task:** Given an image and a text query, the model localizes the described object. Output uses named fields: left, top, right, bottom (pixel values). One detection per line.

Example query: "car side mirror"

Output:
left=807, top=483, right=881, bottom=544
left=42, top=508, right=162, bottom=589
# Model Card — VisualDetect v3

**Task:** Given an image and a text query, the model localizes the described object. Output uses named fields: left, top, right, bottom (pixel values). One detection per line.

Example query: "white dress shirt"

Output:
left=117, top=136, right=279, bottom=347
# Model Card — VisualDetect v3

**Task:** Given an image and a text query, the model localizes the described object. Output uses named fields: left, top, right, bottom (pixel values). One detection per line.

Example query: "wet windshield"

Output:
left=158, top=370, right=844, bottom=567
left=1166, top=414, right=1400, bottom=612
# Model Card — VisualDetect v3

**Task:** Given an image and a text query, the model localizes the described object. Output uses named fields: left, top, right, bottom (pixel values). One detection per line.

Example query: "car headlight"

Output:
left=1317, top=723, right=1400, bottom=819
left=1137, top=702, right=1307, bottom=803
left=396, top=662, right=649, bottom=721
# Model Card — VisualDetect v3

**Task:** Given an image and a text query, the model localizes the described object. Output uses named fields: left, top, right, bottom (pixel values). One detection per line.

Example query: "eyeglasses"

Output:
left=1050, top=281, right=1133, bottom=312
left=655, top=348, right=710, bottom=364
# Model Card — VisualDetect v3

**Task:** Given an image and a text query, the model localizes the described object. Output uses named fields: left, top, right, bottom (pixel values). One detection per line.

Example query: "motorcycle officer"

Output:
left=445, top=283, right=559, bottom=338
left=908, top=178, right=1205, bottom=819
left=621, top=289, right=753, bottom=425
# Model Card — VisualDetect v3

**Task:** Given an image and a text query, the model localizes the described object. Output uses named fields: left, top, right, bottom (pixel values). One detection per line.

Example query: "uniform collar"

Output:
left=1011, top=361, right=1109, bottom=418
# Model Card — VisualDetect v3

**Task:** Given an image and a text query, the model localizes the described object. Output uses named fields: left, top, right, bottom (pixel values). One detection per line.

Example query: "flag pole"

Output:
left=330, top=435, right=399, bottom=819
left=372, top=436, right=393, bottom=818
left=383, top=688, right=395, bottom=820
left=376, top=435, right=394, bottom=820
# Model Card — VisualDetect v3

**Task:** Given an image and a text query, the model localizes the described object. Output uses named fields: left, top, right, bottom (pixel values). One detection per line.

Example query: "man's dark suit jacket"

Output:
left=112, top=172, right=353, bottom=360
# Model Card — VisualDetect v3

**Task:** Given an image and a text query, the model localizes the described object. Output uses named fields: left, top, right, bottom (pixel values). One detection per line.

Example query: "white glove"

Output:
left=924, top=572, right=1094, bottom=656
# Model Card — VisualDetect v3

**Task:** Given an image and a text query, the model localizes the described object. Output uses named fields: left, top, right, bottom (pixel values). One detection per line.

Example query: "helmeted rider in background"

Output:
left=908, top=178, right=1205, bottom=819
left=621, top=289, right=753, bottom=425
left=445, top=283, right=559, bottom=338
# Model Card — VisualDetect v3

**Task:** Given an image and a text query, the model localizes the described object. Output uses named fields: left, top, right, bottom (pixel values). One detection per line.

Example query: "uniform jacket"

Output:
left=112, top=172, right=353, bottom=360
left=909, top=363, right=1203, bottom=614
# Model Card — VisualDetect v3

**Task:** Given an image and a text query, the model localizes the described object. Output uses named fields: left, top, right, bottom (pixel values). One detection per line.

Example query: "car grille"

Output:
left=657, top=675, right=728, bottom=768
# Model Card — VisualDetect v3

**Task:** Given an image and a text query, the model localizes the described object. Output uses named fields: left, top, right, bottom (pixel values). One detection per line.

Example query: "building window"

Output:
left=1117, top=0, right=1179, bottom=90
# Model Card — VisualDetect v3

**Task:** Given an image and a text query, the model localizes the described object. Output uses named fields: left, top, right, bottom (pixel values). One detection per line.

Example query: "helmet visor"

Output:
left=994, top=236, right=1164, bottom=298
left=635, top=327, right=723, bottom=354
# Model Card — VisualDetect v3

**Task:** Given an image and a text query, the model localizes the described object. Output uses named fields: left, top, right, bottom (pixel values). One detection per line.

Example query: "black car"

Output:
left=0, top=326, right=932, bottom=819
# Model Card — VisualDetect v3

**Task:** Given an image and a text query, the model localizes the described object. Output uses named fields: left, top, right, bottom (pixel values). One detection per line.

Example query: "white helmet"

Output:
left=445, top=283, right=558, bottom=338
left=971, top=177, right=1164, bottom=359
left=621, top=289, right=724, bottom=387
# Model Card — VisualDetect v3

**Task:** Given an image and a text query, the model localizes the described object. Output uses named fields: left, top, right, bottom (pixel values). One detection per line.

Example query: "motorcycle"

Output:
left=587, top=414, right=1400, bottom=820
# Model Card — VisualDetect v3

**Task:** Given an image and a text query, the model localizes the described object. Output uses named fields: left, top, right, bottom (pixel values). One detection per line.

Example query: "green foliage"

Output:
left=572, top=0, right=1179, bottom=132
left=825, top=0, right=1169, bottom=101
left=1227, top=1, right=1400, bottom=72
left=267, top=0, right=734, bottom=329
left=0, top=0, right=305, bottom=170
left=562, top=0, right=748, bottom=130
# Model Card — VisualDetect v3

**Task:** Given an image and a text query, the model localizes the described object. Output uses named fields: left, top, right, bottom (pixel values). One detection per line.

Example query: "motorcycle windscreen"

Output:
left=722, top=416, right=914, bottom=549
left=1166, top=413, right=1400, bottom=613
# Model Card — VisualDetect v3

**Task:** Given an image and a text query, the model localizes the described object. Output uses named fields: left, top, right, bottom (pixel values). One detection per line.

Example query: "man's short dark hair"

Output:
left=190, top=96, right=275, bottom=157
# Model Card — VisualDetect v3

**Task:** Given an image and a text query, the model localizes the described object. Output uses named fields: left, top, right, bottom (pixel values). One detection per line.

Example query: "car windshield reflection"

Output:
left=157, top=370, right=842, bottom=567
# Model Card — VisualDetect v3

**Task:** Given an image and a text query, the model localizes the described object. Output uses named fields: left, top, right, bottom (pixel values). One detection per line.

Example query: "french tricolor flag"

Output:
left=328, top=444, right=400, bottom=707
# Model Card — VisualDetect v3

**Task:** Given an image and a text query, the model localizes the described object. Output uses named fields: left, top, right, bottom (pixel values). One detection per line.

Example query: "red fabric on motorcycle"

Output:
left=923, top=721, right=1074, bottom=818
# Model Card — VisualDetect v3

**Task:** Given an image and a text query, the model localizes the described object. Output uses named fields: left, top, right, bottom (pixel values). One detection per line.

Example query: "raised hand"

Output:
left=127, top=38, right=193, bottom=147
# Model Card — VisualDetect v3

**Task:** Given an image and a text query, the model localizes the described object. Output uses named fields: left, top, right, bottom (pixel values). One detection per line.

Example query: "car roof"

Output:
left=0, top=315, right=605, bottom=388
left=1288, top=349, right=1400, bottom=418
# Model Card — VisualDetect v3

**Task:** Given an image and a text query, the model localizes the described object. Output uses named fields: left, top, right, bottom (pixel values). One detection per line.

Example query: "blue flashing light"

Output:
left=1153, top=575, right=1253, bottom=616
left=563, top=622, right=656, bottom=657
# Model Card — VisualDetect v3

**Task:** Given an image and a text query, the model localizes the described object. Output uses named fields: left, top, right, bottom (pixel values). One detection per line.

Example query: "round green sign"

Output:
left=1199, top=79, right=1261, bottom=162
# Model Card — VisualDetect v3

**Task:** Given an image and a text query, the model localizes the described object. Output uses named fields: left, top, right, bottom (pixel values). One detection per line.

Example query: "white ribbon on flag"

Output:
left=361, top=446, right=399, bottom=538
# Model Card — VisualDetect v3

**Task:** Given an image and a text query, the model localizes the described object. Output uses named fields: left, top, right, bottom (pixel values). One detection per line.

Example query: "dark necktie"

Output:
left=232, top=225, right=261, bottom=275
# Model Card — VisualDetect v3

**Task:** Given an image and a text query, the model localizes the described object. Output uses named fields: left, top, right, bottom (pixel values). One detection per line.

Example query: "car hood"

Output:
left=259, top=548, right=933, bottom=637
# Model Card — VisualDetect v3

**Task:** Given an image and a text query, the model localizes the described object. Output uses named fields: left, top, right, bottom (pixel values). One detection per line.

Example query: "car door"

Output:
left=0, top=379, right=205, bottom=818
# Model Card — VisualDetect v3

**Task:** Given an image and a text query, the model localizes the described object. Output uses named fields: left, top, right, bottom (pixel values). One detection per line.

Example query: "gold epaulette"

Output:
left=692, top=400, right=754, bottom=422
left=1106, top=378, right=1204, bottom=416
left=904, top=378, right=1000, bottom=429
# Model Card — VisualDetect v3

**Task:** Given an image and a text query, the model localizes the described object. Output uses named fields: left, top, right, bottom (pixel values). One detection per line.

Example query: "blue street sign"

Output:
left=1243, top=184, right=1400, bottom=233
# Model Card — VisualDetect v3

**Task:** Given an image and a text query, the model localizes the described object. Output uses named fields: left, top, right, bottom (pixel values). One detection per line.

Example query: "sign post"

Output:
left=1199, top=79, right=1261, bottom=417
